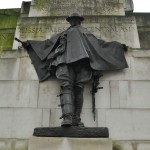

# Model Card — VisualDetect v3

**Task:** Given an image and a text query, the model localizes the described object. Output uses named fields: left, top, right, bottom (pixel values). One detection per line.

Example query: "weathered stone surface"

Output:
left=138, top=29, right=150, bottom=49
left=131, top=50, right=150, bottom=58
left=13, top=15, right=140, bottom=50
left=0, top=9, right=20, bottom=17
left=98, top=109, right=150, bottom=140
left=14, top=139, right=28, bottom=150
left=29, top=0, right=125, bottom=17
left=18, top=81, right=39, bottom=107
left=21, top=1, right=31, bottom=17
left=0, top=29, right=16, bottom=53
left=49, top=108, right=62, bottom=127
left=130, top=57, right=150, bottom=80
left=81, top=109, right=98, bottom=127
left=0, top=81, right=39, bottom=108
left=123, top=0, right=134, bottom=12
left=113, top=141, right=133, bottom=150
left=84, top=81, right=110, bottom=109
left=0, top=139, right=12, bottom=150
left=135, top=13, right=150, bottom=49
left=42, top=109, right=50, bottom=127
left=135, top=14, right=150, bottom=27
left=0, top=9, right=20, bottom=54
left=96, top=81, right=111, bottom=109
left=0, top=81, right=17, bottom=108
left=102, top=15, right=140, bottom=48
left=38, top=79, right=60, bottom=109
left=0, top=138, right=28, bottom=150
left=0, top=108, right=43, bottom=138
left=19, top=57, right=38, bottom=80
left=110, top=81, right=120, bottom=108
left=0, top=58, right=20, bottom=80
left=113, top=140, right=150, bottom=150
left=28, top=137, right=112, bottom=150
left=137, top=142, right=150, bottom=150
left=110, top=81, right=150, bottom=109
left=0, top=50, right=19, bottom=58
left=0, top=109, right=13, bottom=138
left=1, top=139, right=150, bottom=150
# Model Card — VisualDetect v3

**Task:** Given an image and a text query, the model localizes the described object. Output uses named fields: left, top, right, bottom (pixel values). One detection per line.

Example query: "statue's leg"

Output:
left=72, top=60, right=92, bottom=127
left=56, top=64, right=75, bottom=126
left=59, top=81, right=75, bottom=126
left=73, top=84, right=85, bottom=127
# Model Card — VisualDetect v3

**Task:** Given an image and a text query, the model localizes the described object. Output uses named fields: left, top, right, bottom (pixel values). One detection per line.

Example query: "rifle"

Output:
left=91, top=74, right=103, bottom=121
left=15, top=37, right=29, bottom=49
left=15, top=37, right=23, bottom=44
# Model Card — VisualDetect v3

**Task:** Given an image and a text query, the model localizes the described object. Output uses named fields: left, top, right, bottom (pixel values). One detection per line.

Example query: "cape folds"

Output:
left=26, top=25, right=128, bottom=82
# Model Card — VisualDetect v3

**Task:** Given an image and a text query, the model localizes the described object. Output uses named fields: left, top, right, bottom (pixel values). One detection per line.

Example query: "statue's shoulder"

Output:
left=78, top=25, right=92, bottom=34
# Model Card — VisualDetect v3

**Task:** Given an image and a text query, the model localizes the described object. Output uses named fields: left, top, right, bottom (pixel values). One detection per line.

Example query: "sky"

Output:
left=0, top=0, right=149, bottom=12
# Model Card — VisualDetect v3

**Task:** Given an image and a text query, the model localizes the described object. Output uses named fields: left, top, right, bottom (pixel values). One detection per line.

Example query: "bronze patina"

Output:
left=16, top=13, right=128, bottom=127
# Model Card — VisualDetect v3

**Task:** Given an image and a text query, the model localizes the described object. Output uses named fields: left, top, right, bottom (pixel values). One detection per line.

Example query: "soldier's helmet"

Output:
left=66, top=13, right=84, bottom=22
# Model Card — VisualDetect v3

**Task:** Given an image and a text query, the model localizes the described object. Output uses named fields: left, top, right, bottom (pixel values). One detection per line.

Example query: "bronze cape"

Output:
left=25, top=25, right=128, bottom=81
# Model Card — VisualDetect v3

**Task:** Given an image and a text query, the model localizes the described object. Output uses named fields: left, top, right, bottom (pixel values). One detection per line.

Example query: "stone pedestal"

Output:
left=33, top=127, right=109, bottom=138
left=28, top=137, right=112, bottom=150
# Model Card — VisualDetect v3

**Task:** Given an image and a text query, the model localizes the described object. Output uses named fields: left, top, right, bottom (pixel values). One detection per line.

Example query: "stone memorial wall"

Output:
left=124, top=0, right=134, bottom=12
left=135, top=13, right=150, bottom=49
left=0, top=0, right=150, bottom=150
left=29, top=0, right=125, bottom=17
left=13, top=15, right=140, bottom=49
left=0, top=9, right=20, bottom=54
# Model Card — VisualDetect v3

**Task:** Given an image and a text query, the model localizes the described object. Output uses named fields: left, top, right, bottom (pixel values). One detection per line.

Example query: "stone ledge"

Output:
left=33, top=127, right=109, bottom=138
left=28, top=137, right=112, bottom=150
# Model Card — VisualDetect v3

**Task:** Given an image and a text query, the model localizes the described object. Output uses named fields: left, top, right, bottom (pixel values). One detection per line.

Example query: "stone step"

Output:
left=28, top=137, right=112, bottom=150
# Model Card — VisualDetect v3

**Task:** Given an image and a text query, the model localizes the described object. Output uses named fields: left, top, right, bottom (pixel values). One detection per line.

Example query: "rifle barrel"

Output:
left=15, top=37, right=23, bottom=44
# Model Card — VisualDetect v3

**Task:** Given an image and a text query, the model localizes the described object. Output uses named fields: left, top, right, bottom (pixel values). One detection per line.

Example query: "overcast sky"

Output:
left=0, top=0, right=149, bottom=12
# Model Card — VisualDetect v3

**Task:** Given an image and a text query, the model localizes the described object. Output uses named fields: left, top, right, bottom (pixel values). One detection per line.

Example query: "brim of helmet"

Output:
left=66, top=16, right=84, bottom=22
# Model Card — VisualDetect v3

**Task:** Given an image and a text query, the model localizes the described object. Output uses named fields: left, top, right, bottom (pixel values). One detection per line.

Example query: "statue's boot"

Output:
left=72, top=86, right=84, bottom=127
left=59, top=89, right=74, bottom=126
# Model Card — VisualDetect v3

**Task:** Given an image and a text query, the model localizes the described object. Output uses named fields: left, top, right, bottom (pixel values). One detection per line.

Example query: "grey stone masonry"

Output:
left=29, top=0, right=125, bottom=17
left=28, top=137, right=112, bottom=150
left=13, top=15, right=140, bottom=50
left=135, top=13, right=150, bottom=49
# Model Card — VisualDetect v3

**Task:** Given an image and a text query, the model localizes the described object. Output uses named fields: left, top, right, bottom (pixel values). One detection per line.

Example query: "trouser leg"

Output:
left=71, top=61, right=92, bottom=127
left=56, top=64, right=75, bottom=126
left=59, top=81, right=75, bottom=126
left=72, top=84, right=84, bottom=127
left=56, top=62, right=92, bottom=127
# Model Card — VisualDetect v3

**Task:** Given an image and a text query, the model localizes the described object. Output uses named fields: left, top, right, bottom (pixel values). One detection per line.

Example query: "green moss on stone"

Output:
left=113, top=142, right=124, bottom=150
left=0, top=16, right=19, bottom=29
left=0, top=9, right=20, bottom=15
left=0, top=29, right=16, bottom=54
left=0, top=9, right=20, bottom=53
left=32, top=0, right=45, bottom=9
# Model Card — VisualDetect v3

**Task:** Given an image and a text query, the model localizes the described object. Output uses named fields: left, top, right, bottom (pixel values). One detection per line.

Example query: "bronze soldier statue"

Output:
left=16, top=13, right=128, bottom=127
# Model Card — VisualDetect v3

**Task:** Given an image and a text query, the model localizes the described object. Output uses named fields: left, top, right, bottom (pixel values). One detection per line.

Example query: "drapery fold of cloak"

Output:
left=25, top=25, right=128, bottom=82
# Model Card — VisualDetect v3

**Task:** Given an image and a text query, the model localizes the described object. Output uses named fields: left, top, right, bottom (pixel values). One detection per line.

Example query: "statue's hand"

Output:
left=22, top=41, right=30, bottom=49
left=122, top=44, right=128, bottom=52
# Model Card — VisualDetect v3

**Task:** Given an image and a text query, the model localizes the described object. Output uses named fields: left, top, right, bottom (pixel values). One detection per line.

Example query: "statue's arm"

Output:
left=98, top=38, right=128, bottom=52
left=15, top=37, right=31, bottom=49
left=122, top=44, right=128, bottom=52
